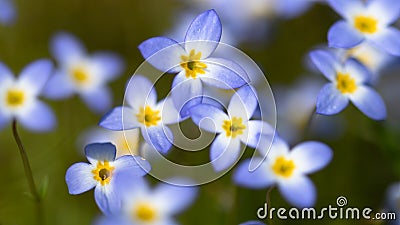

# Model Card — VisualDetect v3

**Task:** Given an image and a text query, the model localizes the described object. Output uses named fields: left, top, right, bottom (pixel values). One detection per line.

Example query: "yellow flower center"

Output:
left=354, top=15, right=378, bottom=34
left=222, top=117, right=246, bottom=138
left=136, top=105, right=161, bottom=127
left=133, top=203, right=157, bottom=222
left=6, top=89, right=25, bottom=107
left=272, top=156, right=296, bottom=178
left=336, top=72, right=357, bottom=94
left=92, top=161, right=115, bottom=186
left=180, top=49, right=207, bottom=79
left=71, top=66, right=90, bottom=84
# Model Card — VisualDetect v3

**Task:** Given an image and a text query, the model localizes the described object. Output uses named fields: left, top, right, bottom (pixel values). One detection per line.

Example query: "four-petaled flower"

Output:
left=138, top=9, right=248, bottom=117
left=0, top=60, right=56, bottom=132
left=310, top=49, right=387, bottom=120
left=43, top=32, right=125, bottom=113
left=190, top=85, right=273, bottom=172
left=65, top=143, right=151, bottom=215
left=99, top=75, right=183, bottom=154
left=95, top=177, right=198, bottom=225
left=327, top=0, right=400, bottom=56
left=234, top=137, right=332, bottom=208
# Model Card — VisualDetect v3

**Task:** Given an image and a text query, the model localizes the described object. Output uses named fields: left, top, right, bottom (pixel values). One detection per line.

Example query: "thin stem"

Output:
left=12, top=119, right=44, bottom=225
left=304, top=106, right=317, bottom=138
left=266, top=186, right=274, bottom=224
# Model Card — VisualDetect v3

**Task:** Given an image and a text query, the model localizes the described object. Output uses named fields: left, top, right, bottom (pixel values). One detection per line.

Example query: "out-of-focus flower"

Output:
left=190, top=85, right=273, bottom=172
left=0, top=60, right=56, bottom=132
left=139, top=9, right=248, bottom=117
left=327, top=0, right=400, bottom=56
left=43, top=32, right=124, bottom=113
left=65, top=143, right=150, bottom=215
left=0, top=0, right=16, bottom=25
left=234, top=137, right=332, bottom=208
left=309, top=49, right=387, bottom=120
left=384, top=182, right=400, bottom=225
left=95, top=177, right=198, bottom=225
left=81, top=127, right=140, bottom=157
left=239, top=221, right=266, bottom=225
left=99, top=75, right=183, bottom=154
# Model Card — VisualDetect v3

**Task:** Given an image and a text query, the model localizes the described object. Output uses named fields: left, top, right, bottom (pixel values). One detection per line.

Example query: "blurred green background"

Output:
left=0, top=0, right=399, bottom=224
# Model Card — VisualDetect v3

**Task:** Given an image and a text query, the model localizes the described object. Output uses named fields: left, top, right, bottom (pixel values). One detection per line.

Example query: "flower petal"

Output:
left=141, top=125, right=173, bottom=154
left=0, top=0, right=16, bottom=25
left=94, top=216, right=132, bottom=225
left=190, top=104, right=228, bottom=133
left=51, top=32, right=86, bottom=64
left=125, top=75, right=157, bottom=110
left=210, top=134, right=242, bottom=172
left=261, top=136, right=290, bottom=161
left=0, top=111, right=10, bottom=130
left=328, top=21, right=364, bottom=49
left=278, top=175, right=316, bottom=208
left=239, top=221, right=266, bottom=225
left=85, top=142, right=116, bottom=164
left=42, top=70, right=75, bottom=99
left=171, top=71, right=203, bottom=117
left=368, top=0, right=400, bottom=25
left=316, top=83, right=349, bottom=116
left=81, top=86, right=112, bottom=113
left=17, top=100, right=56, bottom=132
left=349, top=86, right=387, bottom=120
left=113, top=155, right=151, bottom=176
left=91, top=52, right=124, bottom=82
left=0, top=62, right=14, bottom=83
left=291, top=141, right=333, bottom=174
left=370, top=27, right=400, bottom=56
left=65, top=162, right=96, bottom=195
left=327, top=0, right=364, bottom=19
left=241, top=120, right=274, bottom=148
left=344, top=58, right=371, bottom=84
left=201, top=57, right=249, bottom=89
left=184, top=9, right=222, bottom=58
left=228, top=85, right=258, bottom=120
left=309, top=50, right=339, bottom=82
left=233, top=158, right=276, bottom=189
left=138, top=37, right=185, bottom=73
left=18, top=59, right=53, bottom=95
left=94, top=183, right=120, bottom=215
left=99, top=106, right=140, bottom=131
left=156, top=97, right=183, bottom=125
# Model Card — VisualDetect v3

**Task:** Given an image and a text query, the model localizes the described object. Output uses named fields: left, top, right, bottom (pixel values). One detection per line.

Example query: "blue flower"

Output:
left=65, top=143, right=151, bottom=215
left=0, top=0, right=16, bottom=25
left=190, top=85, right=273, bottom=172
left=327, top=0, right=400, bottom=56
left=43, top=32, right=125, bottom=113
left=309, top=49, right=387, bottom=120
left=99, top=75, right=183, bottom=154
left=239, top=221, right=266, bottom=225
left=0, top=60, right=56, bottom=132
left=234, top=137, right=333, bottom=208
left=95, top=177, right=198, bottom=225
left=138, top=9, right=248, bottom=117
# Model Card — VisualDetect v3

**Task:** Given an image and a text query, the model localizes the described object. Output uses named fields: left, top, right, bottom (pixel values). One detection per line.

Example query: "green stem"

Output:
left=12, top=119, right=44, bottom=225
left=266, top=186, right=274, bottom=224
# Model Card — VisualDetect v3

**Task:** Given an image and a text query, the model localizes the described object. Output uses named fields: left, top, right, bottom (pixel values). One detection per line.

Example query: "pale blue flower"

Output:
left=0, top=0, right=16, bottom=25
left=240, top=221, right=266, bottom=225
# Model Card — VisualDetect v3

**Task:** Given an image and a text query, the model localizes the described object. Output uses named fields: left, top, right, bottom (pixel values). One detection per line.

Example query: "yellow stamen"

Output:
left=180, top=49, right=207, bottom=79
left=136, top=106, right=161, bottom=127
left=222, top=117, right=246, bottom=138
left=92, top=161, right=115, bottom=186
left=354, top=15, right=378, bottom=34
left=336, top=72, right=357, bottom=94
left=272, top=156, right=296, bottom=178
left=71, top=66, right=90, bottom=84
left=133, top=203, right=157, bottom=222
left=6, top=89, right=25, bottom=107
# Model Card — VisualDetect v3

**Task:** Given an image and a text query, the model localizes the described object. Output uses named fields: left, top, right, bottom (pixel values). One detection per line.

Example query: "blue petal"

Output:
left=239, top=221, right=266, bottom=225
left=291, top=141, right=333, bottom=174
left=241, top=120, right=274, bottom=148
left=210, top=134, right=242, bottom=172
left=171, top=71, right=203, bottom=117
left=368, top=0, right=400, bottom=25
left=370, top=27, right=400, bottom=56
left=141, top=125, right=173, bottom=154
left=328, top=21, right=364, bottom=49
left=327, top=0, right=363, bottom=19
left=349, top=86, right=387, bottom=120
left=309, top=50, right=338, bottom=82
left=190, top=104, right=228, bottom=133
left=0, top=61, right=14, bottom=83
left=113, top=155, right=151, bottom=176
left=278, top=175, right=316, bottom=208
left=81, top=86, right=112, bottom=113
left=0, top=0, right=16, bottom=25
left=153, top=182, right=198, bottom=214
left=156, top=97, right=184, bottom=125
left=344, top=58, right=371, bottom=84
left=233, top=158, right=275, bottom=189
left=125, top=75, right=157, bottom=110
left=201, top=57, right=249, bottom=89
left=17, top=100, right=56, bottom=132
left=94, top=183, right=120, bottom=216
left=275, top=0, right=312, bottom=18
left=91, top=52, right=125, bottom=82
left=65, top=162, right=96, bottom=194
left=138, top=37, right=185, bottom=73
left=18, top=59, right=53, bottom=95
left=228, top=85, right=258, bottom=120
left=184, top=9, right=222, bottom=58
left=42, top=70, right=75, bottom=99
left=94, top=216, right=132, bottom=225
left=0, top=111, right=10, bottom=130
left=85, top=142, right=116, bottom=164
left=51, top=32, right=85, bottom=64
left=316, top=83, right=349, bottom=115
left=99, top=106, right=140, bottom=131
